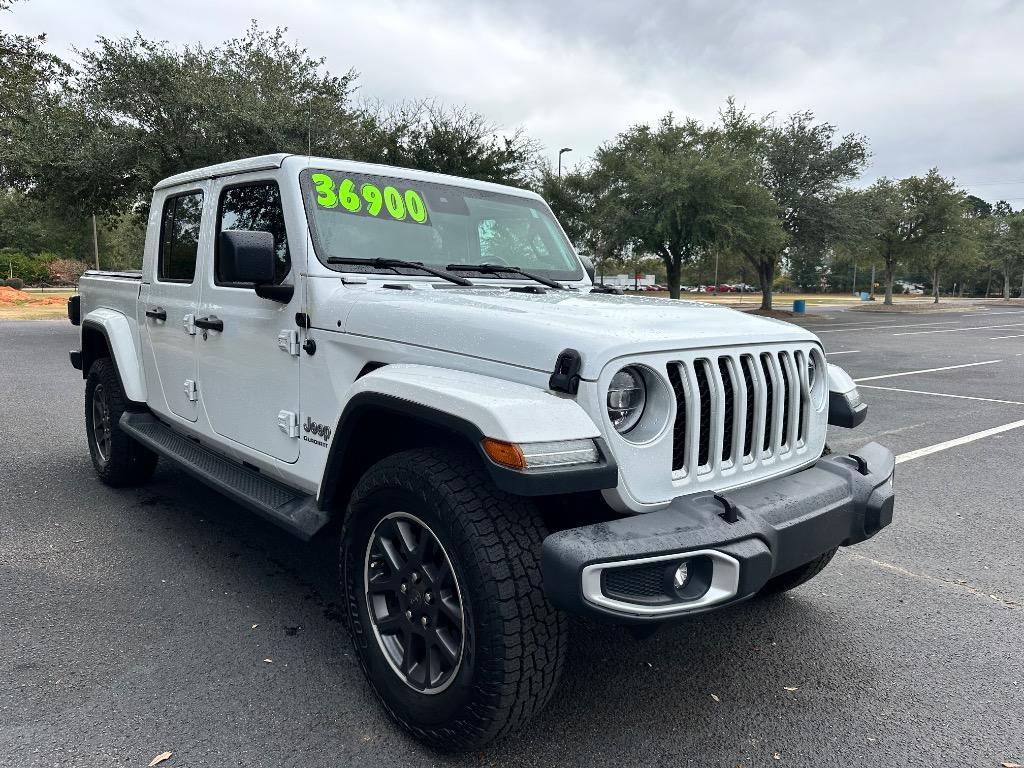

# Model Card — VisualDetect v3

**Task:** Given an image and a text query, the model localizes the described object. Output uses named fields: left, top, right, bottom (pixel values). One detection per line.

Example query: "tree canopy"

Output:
left=0, top=17, right=543, bottom=274
left=1, top=6, right=1014, bottom=298
left=585, top=113, right=785, bottom=299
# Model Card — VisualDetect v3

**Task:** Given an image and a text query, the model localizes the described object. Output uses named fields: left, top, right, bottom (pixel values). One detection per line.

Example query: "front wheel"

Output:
left=340, top=447, right=566, bottom=751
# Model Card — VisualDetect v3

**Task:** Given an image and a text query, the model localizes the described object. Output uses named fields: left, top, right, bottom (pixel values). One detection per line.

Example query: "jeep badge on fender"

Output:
left=303, top=416, right=331, bottom=444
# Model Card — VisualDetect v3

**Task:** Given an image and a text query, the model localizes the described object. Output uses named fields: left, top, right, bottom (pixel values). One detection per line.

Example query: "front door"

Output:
left=195, top=176, right=301, bottom=462
left=141, top=187, right=207, bottom=422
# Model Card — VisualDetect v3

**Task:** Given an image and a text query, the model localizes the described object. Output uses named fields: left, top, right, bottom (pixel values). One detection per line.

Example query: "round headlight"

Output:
left=607, top=366, right=646, bottom=433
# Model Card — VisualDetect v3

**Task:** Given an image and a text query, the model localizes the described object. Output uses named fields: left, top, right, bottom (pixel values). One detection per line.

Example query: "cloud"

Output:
left=7, top=0, right=1024, bottom=203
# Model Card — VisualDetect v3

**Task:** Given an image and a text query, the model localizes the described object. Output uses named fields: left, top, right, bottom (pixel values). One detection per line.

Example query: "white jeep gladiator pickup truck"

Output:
left=68, top=153, right=894, bottom=751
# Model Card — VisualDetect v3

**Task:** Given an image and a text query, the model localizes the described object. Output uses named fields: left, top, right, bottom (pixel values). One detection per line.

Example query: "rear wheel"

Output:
left=85, top=358, right=158, bottom=486
left=340, top=447, right=566, bottom=751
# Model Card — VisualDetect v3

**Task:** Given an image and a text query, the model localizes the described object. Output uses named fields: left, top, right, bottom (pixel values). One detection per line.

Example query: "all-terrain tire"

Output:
left=758, top=547, right=838, bottom=596
left=340, top=447, right=567, bottom=752
left=85, top=358, right=158, bottom=486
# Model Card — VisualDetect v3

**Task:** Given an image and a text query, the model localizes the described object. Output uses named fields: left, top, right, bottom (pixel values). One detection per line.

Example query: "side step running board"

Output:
left=120, top=412, right=329, bottom=540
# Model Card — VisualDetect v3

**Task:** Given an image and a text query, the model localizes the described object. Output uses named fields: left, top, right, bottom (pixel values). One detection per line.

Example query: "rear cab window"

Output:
left=157, top=191, right=204, bottom=283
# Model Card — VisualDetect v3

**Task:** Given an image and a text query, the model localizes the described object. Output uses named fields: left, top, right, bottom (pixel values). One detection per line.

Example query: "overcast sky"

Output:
left=7, top=0, right=1024, bottom=205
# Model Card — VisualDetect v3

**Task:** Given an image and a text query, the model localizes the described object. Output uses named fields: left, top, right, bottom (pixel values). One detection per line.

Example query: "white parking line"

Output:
left=896, top=419, right=1024, bottom=464
left=990, top=334, right=1024, bottom=340
left=816, top=320, right=960, bottom=334
left=826, top=350, right=860, bottom=355
left=804, top=318, right=931, bottom=328
left=857, top=385, right=1024, bottom=406
left=973, top=310, right=1024, bottom=316
left=893, top=322, right=1024, bottom=336
left=853, top=360, right=1002, bottom=382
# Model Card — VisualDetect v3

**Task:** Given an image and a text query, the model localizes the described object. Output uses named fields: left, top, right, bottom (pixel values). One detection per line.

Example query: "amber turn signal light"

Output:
left=481, top=438, right=526, bottom=470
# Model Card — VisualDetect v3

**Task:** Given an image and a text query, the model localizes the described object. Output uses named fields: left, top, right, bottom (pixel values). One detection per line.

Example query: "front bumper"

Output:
left=541, top=442, right=895, bottom=623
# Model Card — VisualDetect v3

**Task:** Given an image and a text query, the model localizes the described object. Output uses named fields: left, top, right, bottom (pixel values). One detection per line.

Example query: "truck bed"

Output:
left=79, top=271, right=142, bottom=304
left=78, top=270, right=143, bottom=330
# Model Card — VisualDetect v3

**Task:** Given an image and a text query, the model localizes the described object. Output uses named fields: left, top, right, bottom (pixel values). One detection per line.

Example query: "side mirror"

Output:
left=578, top=253, right=596, bottom=282
left=219, top=230, right=276, bottom=284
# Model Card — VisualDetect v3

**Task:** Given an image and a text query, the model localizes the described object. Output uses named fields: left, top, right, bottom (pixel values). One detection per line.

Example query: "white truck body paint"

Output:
left=80, top=306, right=147, bottom=403
left=74, top=154, right=836, bottom=512
left=346, top=365, right=601, bottom=443
left=337, top=285, right=818, bottom=380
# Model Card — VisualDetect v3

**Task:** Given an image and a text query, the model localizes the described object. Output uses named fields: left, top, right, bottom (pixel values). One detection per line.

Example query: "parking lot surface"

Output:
left=2, top=308, right=1022, bottom=767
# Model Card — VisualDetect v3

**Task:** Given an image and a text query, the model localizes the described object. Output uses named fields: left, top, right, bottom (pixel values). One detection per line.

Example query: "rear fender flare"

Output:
left=81, top=309, right=147, bottom=404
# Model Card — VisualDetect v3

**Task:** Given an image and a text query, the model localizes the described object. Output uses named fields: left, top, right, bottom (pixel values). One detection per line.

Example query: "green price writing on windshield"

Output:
left=309, top=173, right=429, bottom=225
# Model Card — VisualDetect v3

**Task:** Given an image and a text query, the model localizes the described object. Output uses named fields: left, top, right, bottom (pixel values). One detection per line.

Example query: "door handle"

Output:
left=145, top=306, right=167, bottom=321
left=194, top=316, right=224, bottom=332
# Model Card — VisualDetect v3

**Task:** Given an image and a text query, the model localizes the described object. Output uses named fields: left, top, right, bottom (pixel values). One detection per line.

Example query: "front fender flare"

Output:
left=82, top=309, right=147, bottom=403
left=318, top=364, right=616, bottom=508
left=347, top=364, right=602, bottom=444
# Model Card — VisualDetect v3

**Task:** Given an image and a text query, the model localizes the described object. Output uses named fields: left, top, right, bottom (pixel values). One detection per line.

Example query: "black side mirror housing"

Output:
left=578, top=253, right=597, bottom=282
left=219, top=230, right=277, bottom=284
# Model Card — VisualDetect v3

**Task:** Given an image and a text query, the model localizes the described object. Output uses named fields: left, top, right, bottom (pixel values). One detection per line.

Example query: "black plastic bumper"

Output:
left=541, top=442, right=895, bottom=623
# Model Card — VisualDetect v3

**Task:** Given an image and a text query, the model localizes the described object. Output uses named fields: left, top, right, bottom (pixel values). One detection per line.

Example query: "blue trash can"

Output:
left=793, top=299, right=806, bottom=314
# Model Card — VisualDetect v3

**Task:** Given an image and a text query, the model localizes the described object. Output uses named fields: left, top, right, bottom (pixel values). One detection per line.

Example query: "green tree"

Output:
left=855, top=170, right=966, bottom=304
left=2, top=20, right=541, bottom=258
left=0, top=190, right=89, bottom=257
left=360, top=100, right=540, bottom=185
left=721, top=104, right=869, bottom=309
left=787, top=246, right=826, bottom=292
left=985, top=202, right=1024, bottom=300
left=589, top=113, right=782, bottom=299
left=537, top=166, right=624, bottom=283
left=914, top=196, right=978, bottom=303
left=0, top=2, right=72, bottom=188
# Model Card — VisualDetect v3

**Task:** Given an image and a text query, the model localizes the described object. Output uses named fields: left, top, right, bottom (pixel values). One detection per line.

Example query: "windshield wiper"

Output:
left=326, top=257, right=473, bottom=287
left=445, top=263, right=566, bottom=290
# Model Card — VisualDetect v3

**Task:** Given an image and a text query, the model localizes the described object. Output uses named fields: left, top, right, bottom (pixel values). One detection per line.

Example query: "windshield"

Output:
left=300, top=169, right=584, bottom=281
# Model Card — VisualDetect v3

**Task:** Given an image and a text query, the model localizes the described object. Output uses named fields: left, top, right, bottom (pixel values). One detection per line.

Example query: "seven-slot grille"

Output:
left=667, top=350, right=812, bottom=476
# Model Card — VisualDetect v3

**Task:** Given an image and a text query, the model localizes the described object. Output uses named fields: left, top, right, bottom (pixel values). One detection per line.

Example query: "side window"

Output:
left=158, top=191, right=204, bottom=282
left=218, top=182, right=290, bottom=284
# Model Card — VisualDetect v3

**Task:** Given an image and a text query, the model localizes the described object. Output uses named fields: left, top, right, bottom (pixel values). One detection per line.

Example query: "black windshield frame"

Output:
left=298, top=168, right=585, bottom=282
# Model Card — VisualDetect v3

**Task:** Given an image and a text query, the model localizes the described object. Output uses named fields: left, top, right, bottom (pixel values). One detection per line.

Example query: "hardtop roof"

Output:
left=152, top=154, right=542, bottom=201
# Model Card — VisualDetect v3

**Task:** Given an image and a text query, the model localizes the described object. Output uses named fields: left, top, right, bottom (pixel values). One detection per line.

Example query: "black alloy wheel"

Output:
left=84, top=358, right=158, bottom=486
left=91, top=382, right=113, bottom=465
left=364, top=511, right=465, bottom=694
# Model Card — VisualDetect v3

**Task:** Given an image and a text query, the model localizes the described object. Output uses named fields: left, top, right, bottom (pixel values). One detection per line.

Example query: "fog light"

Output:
left=672, top=562, right=690, bottom=594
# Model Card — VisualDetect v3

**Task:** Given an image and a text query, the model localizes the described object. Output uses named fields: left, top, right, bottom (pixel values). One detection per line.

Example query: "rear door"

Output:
left=194, top=175, right=301, bottom=462
left=140, top=187, right=207, bottom=422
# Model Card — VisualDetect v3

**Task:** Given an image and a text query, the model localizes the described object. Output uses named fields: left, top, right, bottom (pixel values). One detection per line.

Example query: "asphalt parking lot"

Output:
left=2, top=307, right=1023, bottom=768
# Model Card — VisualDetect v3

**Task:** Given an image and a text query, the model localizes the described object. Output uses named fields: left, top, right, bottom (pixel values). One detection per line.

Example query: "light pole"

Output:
left=557, top=147, right=572, bottom=178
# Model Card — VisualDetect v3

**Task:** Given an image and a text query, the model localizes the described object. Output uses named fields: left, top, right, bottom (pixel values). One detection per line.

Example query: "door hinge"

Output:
left=182, top=313, right=196, bottom=336
left=277, top=410, right=300, bottom=438
left=184, top=379, right=198, bottom=402
left=278, top=329, right=300, bottom=356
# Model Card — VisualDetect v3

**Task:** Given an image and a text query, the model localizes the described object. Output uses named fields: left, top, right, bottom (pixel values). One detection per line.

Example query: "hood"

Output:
left=339, top=287, right=818, bottom=379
